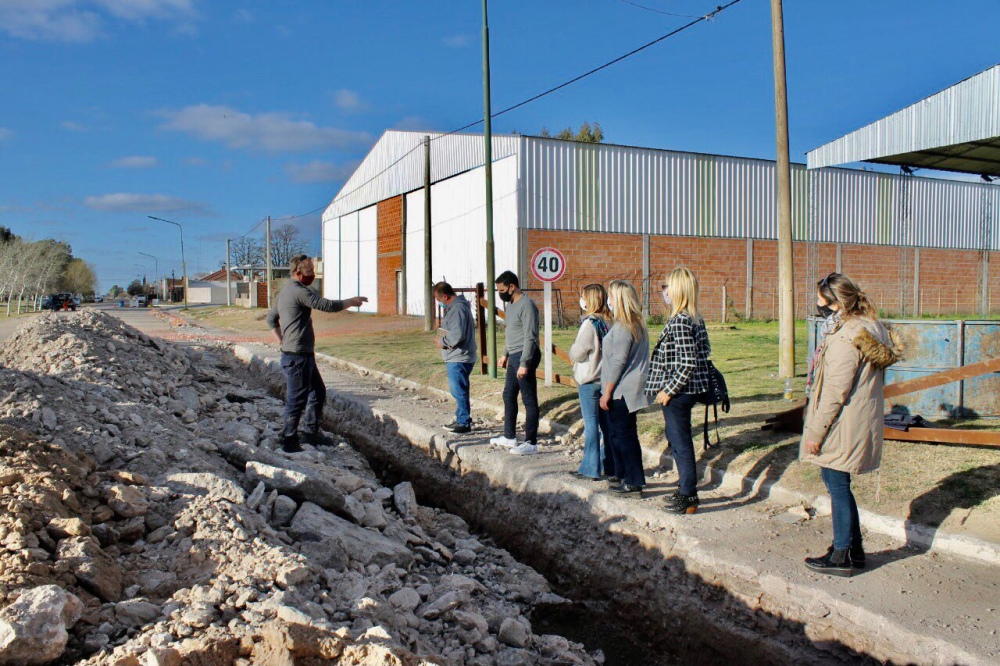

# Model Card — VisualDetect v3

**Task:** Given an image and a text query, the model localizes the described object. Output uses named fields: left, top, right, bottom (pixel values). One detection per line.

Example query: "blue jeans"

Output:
left=607, top=398, right=645, bottom=487
left=577, top=382, right=614, bottom=478
left=280, top=353, right=325, bottom=442
left=821, top=467, right=862, bottom=550
left=446, top=362, right=474, bottom=427
left=662, top=392, right=705, bottom=497
left=503, top=350, right=539, bottom=442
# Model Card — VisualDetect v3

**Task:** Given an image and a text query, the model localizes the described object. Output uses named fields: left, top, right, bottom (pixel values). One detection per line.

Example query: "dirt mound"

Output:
left=0, top=311, right=600, bottom=665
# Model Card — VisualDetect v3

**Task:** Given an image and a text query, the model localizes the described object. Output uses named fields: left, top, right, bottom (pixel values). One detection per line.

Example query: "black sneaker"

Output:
left=664, top=491, right=700, bottom=515
left=609, top=483, right=643, bottom=499
left=300, top=431, right=331, bottom=447
left=444, top=421, right=472, bottom=434
left=850, top=541, right=866, bottom=570
left=805, top=546, right=853, bottom=577
left=281, top=437, right=304, bottom=453
left=606, top=476, right=621, bottom=485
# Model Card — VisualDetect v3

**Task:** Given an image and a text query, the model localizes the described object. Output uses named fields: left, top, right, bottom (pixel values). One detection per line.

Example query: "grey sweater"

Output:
left=600, top=323, right=651, bottom=413
left=502, top=294, right=540, bottom=366
left=440, top=294, right=478, bottom=364
left=266, top=281, right=346, bottom=354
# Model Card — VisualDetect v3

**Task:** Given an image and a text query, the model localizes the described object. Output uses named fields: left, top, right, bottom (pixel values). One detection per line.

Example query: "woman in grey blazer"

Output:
left=600, top=280, right=651, bottom=498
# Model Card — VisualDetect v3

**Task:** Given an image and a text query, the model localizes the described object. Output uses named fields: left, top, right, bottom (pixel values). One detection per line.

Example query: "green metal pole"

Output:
left=483, top=0, right=498, bottom=379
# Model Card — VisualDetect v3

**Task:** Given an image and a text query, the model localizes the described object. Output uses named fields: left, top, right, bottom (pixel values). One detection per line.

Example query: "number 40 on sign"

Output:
left=529, top=247, right=566, bottom=387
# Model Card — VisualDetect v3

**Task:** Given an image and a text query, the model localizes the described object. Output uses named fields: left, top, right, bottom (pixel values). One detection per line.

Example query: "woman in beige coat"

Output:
left=801, top=273, right=900, bottom=577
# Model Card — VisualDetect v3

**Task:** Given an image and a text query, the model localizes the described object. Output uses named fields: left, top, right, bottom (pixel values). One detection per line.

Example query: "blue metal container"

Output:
left=806, top=317, right=1000, bottom=419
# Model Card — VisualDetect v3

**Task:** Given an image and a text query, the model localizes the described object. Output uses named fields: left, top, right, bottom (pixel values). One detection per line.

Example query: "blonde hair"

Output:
left=607, top=280, right=644, bottom=341
left=666, top=267, right=702, bottom=322
left=818, top=273, right=878, bottom=320
left=581, top=283, right=610, bottom=321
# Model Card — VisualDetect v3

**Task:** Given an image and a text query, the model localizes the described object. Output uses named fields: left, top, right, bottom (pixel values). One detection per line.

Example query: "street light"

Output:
left=139, top=252, right=159, bottom=300
left=133, top=263, right=147, bottom=285
left=148, top=216, right=187, bottom=309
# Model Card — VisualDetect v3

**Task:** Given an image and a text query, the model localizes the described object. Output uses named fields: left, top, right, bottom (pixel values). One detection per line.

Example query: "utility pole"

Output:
left=771, top=0, right=795, bottom=396
left=483, top=0, right=498, bottom=379
left=424, top=135, right=433, bottom=332
left=265, top=215, right=273, bottom=309
left=148, top=216, right=186, bottom=309
left=225, top=238, right=232, bottom=307
left=138, top=252, right=158, bottom=299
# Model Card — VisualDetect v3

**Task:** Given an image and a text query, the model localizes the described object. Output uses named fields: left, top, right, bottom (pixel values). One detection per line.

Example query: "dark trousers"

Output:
left=821, top=467, right=862, bottom=550
left=607, top=398, right=645, bottom=487
left=662, top=392, right=705, bottom=497
left=503, top=350, right=539, bottom=442
left=280, top=353, right=326, bottom=442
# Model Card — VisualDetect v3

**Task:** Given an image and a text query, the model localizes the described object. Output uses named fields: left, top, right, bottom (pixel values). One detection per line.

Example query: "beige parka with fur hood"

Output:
left=800, top=316, right=901, bottom=474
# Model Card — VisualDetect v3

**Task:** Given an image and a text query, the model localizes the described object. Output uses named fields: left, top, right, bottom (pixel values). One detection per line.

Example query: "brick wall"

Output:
left=376, top=196, right=403, bottom=315
left=524, top=229, right=1000, bottom=321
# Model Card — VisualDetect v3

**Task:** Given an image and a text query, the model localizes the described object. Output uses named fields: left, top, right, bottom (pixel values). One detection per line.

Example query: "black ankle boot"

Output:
left=281, top=436, right=303, bottom=453
left=850, top=541, right=866, bottom=569
left=805, top=546, right=853, bottom=577
left=664, top=491, right=699, bottom=515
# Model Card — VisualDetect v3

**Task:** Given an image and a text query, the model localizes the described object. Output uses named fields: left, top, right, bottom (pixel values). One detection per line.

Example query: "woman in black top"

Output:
left=645, top=268, right=713, bottom=514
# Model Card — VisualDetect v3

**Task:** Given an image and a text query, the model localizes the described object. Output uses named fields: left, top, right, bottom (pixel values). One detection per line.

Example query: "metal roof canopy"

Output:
left=807, top=64, right=1000, bottom=177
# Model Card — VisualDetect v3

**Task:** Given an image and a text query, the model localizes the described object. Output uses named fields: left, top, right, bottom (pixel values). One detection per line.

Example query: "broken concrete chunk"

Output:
left=106, top=484, right=149, bottom=518
left=245, top=461, right=345, bottom=516
left=288, top=502, right=413, bottom=569
left=392, top=482, right=417, bottom=517
left=57, top=537, right=122, bottom=602
left=0, top=585, right=83, bottom=665
left=164, top=472, right=246, bottom=504
left=272, top=496, right=298, bottom=527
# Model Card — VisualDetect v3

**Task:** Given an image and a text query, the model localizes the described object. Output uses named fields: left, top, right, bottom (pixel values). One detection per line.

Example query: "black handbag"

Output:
left=699, top=361, right=730, bottom=449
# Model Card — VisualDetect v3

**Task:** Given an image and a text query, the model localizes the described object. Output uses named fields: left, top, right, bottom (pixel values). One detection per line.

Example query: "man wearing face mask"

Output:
left=490, top=270, right=541, bottom=455
left=267, top=254, right=367, bottom=453
left=434, top=282, right=477, bottom=434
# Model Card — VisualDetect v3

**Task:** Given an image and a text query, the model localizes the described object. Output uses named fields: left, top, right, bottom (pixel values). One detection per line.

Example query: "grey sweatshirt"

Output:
left=266, top=281, right=346, bottom=354
left=600, top=323, right=651, bottom=413
left=440, top=294, right=478, bottom=364
left=502, top=294, right=540, bottom=366
left=568, top=317, right=606, bottom=385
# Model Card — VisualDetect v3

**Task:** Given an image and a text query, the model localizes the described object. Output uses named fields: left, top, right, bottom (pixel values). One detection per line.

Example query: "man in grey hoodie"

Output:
left=434, top=282, right=478, bottom=434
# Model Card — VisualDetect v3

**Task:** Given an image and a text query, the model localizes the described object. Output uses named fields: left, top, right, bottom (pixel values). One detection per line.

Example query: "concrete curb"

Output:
left=234, top=344, right=1000, bottom=567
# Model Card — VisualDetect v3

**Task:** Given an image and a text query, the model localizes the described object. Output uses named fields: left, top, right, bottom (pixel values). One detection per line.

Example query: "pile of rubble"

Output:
left=0, top=311, right=599, bottom=665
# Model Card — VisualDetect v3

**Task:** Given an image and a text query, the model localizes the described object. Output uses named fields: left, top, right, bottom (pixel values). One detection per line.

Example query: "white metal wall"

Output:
left=404, top=155, right=520, bottom=317
left=322, top=206, right=378, bottom=313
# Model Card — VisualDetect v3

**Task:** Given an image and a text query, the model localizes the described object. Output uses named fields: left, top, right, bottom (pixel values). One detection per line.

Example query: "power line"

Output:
left=617, top=0, right=705, bottom=19
left=273, top=0, right=743, bottom=222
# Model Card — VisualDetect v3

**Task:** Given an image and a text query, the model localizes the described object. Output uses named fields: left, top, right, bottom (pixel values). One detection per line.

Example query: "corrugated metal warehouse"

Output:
left=322, top=130, right=1000, bottom=320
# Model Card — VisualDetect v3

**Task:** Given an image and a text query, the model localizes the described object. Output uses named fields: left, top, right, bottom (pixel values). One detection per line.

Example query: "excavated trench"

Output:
left=238, top=351, right=878, bottom=666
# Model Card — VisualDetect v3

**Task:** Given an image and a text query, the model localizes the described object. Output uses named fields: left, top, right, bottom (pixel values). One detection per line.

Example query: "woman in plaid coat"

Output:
left=645, top=268, right=713, bottom=514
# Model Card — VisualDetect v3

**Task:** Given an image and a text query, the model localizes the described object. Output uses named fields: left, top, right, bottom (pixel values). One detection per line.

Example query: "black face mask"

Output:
left=498, top=290, right=513, bottom=303
left=817, top=304, right=836, bottom=319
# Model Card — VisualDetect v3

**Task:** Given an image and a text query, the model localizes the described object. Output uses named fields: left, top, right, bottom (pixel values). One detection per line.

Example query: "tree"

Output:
left=0, top=227, right=15, bottom=244
left=268, top=223, right=308, bottom=268
left=540, top=121, right=604, bottom=143
left=230, top=237, right=265, bottom=273
left=109, top=285, right=125, bottom=298
left=126, top=280, right=145, bottom=297
left=62, top=258, right=98, bottom=295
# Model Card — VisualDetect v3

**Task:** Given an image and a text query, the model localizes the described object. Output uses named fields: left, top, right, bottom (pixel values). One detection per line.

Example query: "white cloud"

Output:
left=0, top=128, right=13, bottom=141
left=84, top=193, right=213, bottom=216
left=394, top=116, right=430, bottom=131
left=443, top=34, right=472, bottom=48
left=233, top=8, right=253, bottom=23
left=159, top=104, right=371, bottom=153
left=0, top=0, right=198, bottom=42
left=60, top=120, right=87, bottom=131
left=110, top=155, right=159, bottom=168
left=285, top=160, right=357, bottom=184
left=333, top=89, right=368, bottom=114
left=183, top=156, right=208, bottom=166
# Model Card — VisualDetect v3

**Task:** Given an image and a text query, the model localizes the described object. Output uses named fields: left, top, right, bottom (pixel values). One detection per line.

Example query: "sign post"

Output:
left=530, top=247, right=567, bottom=387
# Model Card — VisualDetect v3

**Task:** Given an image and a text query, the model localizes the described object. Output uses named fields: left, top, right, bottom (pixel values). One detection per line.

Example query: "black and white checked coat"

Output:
left=644, top=312, right=712, bottom=397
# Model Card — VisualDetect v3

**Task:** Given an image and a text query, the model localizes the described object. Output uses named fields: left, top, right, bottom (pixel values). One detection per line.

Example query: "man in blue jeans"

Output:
left=434, top=282, right=477, bottom=434
left=266, top=255, right=367, bottom=453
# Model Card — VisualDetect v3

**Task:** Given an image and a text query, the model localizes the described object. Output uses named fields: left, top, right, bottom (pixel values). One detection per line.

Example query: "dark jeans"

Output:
left=821, top=467, right=862, bottom=550
left=662, top=392, right=706, bottom=497
left=280, top=353, right=326, bottom=442
left=503, top=350, right=540, bottom=442
left=446, top=362, right=474, bottom=426
left=577, top=382, right=614, bottom=478
left=607, top=398, right=645, bottom=487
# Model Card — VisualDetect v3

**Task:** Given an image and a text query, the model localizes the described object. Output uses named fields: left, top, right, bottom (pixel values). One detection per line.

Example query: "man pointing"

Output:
left=266, top=254, right=367, bottom=452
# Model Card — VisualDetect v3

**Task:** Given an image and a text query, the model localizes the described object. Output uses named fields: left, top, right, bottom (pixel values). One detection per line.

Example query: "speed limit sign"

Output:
left=530, top=247, right=566, bottom=283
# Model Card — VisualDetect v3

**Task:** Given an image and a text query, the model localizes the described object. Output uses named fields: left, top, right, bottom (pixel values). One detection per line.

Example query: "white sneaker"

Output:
left=489, top=435, right=518, bottom=448
left=509, top=442, right=539, bottom=456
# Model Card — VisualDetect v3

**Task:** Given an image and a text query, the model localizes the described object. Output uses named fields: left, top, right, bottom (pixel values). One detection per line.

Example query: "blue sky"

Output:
left=1, top=0, right=997, bottom=292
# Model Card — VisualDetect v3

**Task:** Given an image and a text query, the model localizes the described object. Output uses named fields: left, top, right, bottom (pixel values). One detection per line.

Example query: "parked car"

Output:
left=41, top=293, right=77, bottom=311
left=94, top=295, right=104, bottom=303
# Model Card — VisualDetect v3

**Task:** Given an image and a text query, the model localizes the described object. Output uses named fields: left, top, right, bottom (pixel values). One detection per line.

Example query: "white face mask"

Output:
left=662, top=288, right=672, bottom=307
left=579, top=297, right=587, bottom=310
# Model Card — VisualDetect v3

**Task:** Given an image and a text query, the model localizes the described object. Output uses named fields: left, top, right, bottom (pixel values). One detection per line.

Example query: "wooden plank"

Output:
left=550, top=342, right=572, bottom=365
left=884, top=427, right=1000, bottom=448
left=884, top=356, right=1000, bottom=398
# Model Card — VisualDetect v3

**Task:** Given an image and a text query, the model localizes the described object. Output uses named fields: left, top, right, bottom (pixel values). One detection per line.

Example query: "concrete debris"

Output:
left=0, top=311, right=597, bottom=665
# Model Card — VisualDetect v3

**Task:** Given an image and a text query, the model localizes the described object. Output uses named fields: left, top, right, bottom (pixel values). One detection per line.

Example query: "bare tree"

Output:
left=268, top=224, right=308, bottom=268
left=230, top=237, right=265, bottom=274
